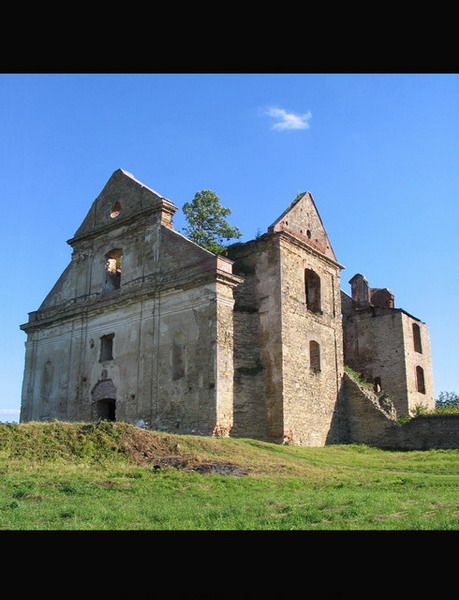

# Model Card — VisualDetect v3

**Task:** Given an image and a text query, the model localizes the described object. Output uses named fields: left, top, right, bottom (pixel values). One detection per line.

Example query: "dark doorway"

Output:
left=96, top=398, right=116, bottom=421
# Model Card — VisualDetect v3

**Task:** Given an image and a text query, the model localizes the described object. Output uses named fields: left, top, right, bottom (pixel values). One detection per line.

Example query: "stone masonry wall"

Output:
left=342, top=305, right=435, bottom=417
left=391, top=415, right=459, bottom=450
left=228, top=236, right=284, bottom=443
left=400, top=312, right=435, bottom=414
left=341, top=372, right=458, bottom=449
left=279, top=235, right=344, bottom=445
left=340, top=372, right=400, bottom=446
left=343, top=308, right=410, bottom=415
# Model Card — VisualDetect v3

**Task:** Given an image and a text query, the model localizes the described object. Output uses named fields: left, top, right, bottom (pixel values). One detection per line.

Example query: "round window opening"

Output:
left=110, top=201, right=121, bottom=219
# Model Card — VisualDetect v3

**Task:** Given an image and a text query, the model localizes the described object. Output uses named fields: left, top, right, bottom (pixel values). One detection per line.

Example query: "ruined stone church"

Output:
left=20, top=169, right=435, bottom=446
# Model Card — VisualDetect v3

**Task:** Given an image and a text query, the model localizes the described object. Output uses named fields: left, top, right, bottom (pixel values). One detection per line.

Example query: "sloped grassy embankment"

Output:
left=0, top=421, right=458, bottom=530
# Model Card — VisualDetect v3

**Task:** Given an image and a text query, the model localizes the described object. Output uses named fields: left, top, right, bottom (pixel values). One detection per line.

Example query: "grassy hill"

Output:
left=0, top=421, right=458, bottom=530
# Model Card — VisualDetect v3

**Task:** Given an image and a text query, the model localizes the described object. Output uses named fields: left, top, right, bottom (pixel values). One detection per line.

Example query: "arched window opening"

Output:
left=172, top=331, right=187, bottom=380
left=413, top=323, right=423, bottom=353
left=416, top=366, right=426, bottom=394
left=110, top=201, right=121, bottom=218
left=309, top=340, right=321, bottom=372
left=104, top=249, right=123, bottom=291
left=305, top=269, right=321, bottom=313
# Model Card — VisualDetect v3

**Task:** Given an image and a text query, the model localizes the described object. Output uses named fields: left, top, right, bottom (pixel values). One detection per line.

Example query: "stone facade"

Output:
left=20, top=170, right=242, bottom=436
left=227, top=192, right=344, bottom=446
left=342, top=273, right=435, bottom=417
left=20, top=169, right=439, bottom=447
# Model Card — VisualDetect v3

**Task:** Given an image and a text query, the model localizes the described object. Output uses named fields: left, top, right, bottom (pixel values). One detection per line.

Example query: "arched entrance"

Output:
left=91, top=380, right=117, bottom=422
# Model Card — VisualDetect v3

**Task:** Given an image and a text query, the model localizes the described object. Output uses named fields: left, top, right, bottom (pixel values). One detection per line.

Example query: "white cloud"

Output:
left=265, top=107, right=312, bottom=131
left=0, top=409, right=20, bottom=422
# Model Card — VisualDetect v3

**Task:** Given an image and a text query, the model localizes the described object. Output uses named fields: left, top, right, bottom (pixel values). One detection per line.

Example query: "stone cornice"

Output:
left=67, top=205, right=165, bottom=247
left=20, top=267, right=243, bottom=333
left=227, top=231, right=344, bottom=270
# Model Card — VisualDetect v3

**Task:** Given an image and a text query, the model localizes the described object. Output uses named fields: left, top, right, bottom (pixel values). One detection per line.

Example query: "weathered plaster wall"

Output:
left=21, top=281, right=232, bottom=435
left=214, top=280, right=237, bottom=436
left=21, top=169, right=241, bottom=435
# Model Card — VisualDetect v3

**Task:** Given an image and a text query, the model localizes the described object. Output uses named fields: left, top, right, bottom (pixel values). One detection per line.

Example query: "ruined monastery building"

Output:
left=20, top=169, right=441, bottom=448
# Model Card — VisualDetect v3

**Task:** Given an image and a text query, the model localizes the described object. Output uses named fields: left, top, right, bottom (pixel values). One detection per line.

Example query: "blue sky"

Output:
left=1, top=72, right=458, bottom=422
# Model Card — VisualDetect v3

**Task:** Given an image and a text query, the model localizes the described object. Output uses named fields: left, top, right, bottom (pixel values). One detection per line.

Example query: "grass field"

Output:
left=0, top=421, right=457, bottom=530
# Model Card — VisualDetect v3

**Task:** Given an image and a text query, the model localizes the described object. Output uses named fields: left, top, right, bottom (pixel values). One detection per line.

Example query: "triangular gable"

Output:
left=70, top=169, right=176, bottom=243
left=268, top=192, right=337, bottom=261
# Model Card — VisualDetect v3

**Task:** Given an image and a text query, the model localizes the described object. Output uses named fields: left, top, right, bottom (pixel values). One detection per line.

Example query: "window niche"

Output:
left=172, top=331, right=187, bottom=380
left=100, top=334, right=114, bottom=362
left=104, top=248, right=122, bottom=292
left=305, top=268, right=321, bottom=313
left=309, top=340, right=321, bottom=373
left=40, top=360, right=54, bottom=402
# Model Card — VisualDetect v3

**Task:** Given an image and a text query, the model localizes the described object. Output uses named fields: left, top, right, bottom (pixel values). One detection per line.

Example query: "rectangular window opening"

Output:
left=100, top=334, right=114, bottom=362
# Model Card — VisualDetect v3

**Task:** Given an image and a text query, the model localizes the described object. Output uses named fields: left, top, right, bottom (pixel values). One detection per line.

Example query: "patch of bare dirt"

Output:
left=119, top=426, right=247, bottom=476
left=192, top=462, right=248, bottom=476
